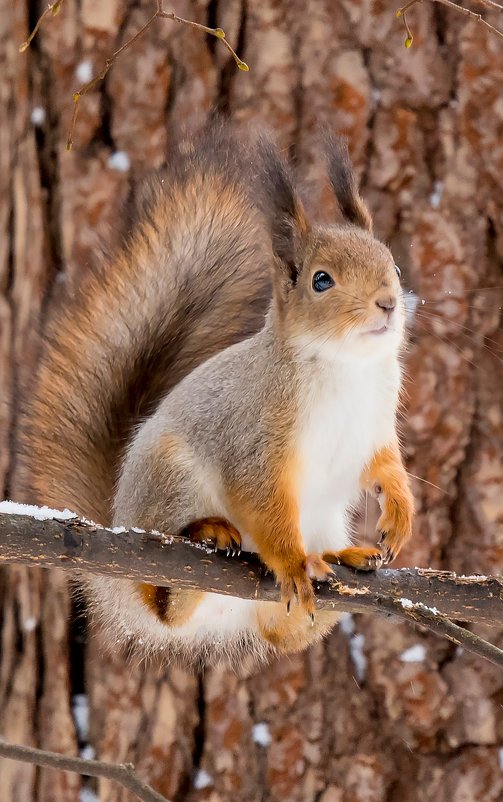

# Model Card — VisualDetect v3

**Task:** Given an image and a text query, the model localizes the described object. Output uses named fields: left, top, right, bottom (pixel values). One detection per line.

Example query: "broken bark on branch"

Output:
left=0, top=510, right=502, bottom=668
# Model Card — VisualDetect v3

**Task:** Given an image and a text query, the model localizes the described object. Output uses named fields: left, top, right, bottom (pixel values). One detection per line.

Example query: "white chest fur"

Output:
left=296, top=357, right=400, bottom=554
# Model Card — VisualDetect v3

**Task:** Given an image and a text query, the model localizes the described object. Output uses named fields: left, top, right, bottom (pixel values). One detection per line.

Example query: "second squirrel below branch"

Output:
left=21, top=122, right=414, bottom=667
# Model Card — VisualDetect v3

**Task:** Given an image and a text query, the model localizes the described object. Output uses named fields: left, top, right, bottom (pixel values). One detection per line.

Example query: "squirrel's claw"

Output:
left=305, top=554, right=335, bottom=581
left=279, top=554, right=332, bottom=620
left=375, top=488, right=413, bottom=564
left=182, top=516, right=242, bottom=556
left=377, top=531, right=393, bottom=563
left=323, top=546, right=383, bottom=571
left=376, top=524, right=410, bottom=565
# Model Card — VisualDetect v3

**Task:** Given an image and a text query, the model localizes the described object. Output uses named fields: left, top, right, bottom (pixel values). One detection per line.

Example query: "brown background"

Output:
left=1, top=1, right=503, bottom=800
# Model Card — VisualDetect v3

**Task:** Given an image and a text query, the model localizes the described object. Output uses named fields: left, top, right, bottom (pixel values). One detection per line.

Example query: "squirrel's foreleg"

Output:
left=360, top=443, right=414, bottom=563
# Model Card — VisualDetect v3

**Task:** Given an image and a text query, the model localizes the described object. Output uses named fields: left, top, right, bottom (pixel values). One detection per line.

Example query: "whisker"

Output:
left=333, top=317, right=362, bottom=358
left=411, top=286, right=503, bottom=300
left=412, top=326, right=481, bottom=370
left=416, top=309, right=503, bottom=355
left=293, top=310, right=366, bottom=357
left=405, top=471, right=450, bottom=496
left=336, top=288, right=366, bottom=305
left=416, top=317, right=503, bottom=365
left=412, top=292, right=503, bottom=313
left=293, top=324, right=348, bottom=358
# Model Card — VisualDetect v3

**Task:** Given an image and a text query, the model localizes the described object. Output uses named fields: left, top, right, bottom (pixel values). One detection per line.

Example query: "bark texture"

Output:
left=1, top=1, right=502, bottom=801
left=2, top=512, right=503, bottom=627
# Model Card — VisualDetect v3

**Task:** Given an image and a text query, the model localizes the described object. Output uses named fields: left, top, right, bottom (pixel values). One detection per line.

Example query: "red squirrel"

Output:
left=22, top=123, right=413, bottom=666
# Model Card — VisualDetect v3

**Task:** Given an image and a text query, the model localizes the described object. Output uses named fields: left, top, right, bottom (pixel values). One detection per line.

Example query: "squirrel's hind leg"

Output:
left=118, top=433, right=222, bottom=628
left=138, top=584, right=205, bottom=627
left=139, top=517, right=242, bottom=627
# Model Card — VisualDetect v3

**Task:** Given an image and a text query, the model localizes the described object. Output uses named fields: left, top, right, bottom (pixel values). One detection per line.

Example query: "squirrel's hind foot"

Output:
left=280, top=554, right=334, bottom=618
left=181, top=516, right=242, bottom=556
left=323, top=546, right=383, bottom=571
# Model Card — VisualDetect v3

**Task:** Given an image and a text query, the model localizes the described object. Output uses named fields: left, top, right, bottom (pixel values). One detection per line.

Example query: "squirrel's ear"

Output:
left=256, top=136, right=309, bottom=285
left=324, top=132, right=373, bottom=233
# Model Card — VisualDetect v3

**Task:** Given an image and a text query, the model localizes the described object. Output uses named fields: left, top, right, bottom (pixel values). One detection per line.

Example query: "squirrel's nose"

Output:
left=375, top=296, right=396, bottom=314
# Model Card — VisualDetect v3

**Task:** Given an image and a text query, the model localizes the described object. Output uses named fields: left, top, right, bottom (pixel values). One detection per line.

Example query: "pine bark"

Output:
left=1, top=2, right=502, bottom=801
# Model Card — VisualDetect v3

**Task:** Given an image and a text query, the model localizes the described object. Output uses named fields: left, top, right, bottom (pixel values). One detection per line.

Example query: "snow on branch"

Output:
left=1, top=504, right=502, bottom=669
left=1, top=504, right=502, bottom=800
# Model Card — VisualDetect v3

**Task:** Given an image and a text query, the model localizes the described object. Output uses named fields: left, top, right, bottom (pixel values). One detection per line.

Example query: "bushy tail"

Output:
left=21, top=124, right=272, bottom=524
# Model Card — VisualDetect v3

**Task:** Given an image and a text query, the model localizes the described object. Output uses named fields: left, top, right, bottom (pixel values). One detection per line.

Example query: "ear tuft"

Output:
left=255, top=136, right=309, bottom=284
left=323, top=132, right=373, bottom=232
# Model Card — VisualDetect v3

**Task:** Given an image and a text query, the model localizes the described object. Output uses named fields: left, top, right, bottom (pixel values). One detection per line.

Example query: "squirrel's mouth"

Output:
left=365, top=325, right=389, bottom=336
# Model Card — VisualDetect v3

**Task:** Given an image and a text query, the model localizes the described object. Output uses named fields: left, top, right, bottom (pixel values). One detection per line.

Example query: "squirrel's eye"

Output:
left=394, top=264, right=402, bottom=279
left=312, top=271, right=335, bottom=293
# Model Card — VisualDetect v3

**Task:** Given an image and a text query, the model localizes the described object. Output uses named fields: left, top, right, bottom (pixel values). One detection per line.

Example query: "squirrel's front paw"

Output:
left=279, top=555, right=334, bottom=617
left=375, top=490, right=413, bottom=564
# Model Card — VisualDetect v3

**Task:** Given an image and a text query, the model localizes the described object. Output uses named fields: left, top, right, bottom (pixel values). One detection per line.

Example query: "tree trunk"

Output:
left=1, top=1, right=502, bottom=801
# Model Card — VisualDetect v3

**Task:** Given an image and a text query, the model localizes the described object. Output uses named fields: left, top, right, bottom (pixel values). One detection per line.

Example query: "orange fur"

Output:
left=227, top=464, right=333, bottom=616
left=360, top=444, right=414, bottom=563
left=181, top=517, right=241, bottom=553
left=322, top=546, right=383, bottom=571
left=138, top=585, right=205, bottom=626
left=257, top=602, right=337, bottom=653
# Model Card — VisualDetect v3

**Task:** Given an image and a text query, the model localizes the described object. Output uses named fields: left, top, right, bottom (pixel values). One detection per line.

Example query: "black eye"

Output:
left=312, top=271, right=335, bottom=293
left=395, top=264, right=402, bottom=279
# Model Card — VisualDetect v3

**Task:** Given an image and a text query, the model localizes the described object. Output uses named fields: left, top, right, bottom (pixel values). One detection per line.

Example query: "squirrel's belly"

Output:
left=296, top=387, right=382, bottom=553
left=297, top=452, right=369, bottom=553
left=299, top=497, right=351, bottom=554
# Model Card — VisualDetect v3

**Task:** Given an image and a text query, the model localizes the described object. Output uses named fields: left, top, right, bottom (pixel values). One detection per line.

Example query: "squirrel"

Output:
left=22, top=122, right=414, bottom=667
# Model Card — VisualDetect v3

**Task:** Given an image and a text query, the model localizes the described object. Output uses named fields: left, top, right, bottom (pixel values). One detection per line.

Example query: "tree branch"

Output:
left=396, top=0, right=503, bottom=47
left=18, top=0, right=65, bottom=53
left=18, top=0, right=248, bottom=151
left=377, top=598, right=503, bottom=668
left=1, top=507, right=502, bottom=668
left=0, top=741, right=169, bottom=802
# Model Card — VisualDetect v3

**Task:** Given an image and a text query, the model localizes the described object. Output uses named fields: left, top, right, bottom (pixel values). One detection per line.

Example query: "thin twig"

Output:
left=435, top=0, right=503, bottom=37
left=18, top=0, right=248, bottom=150
left=66, top=1, right=248, bottom=150
left=0, top=741, right=169, bottom=802
left=67, top=10, right=159, bottom=150
left=156, top=5, right=248, bottom=71
left=19, top=0, right=65, bottom=52
left=396, top=0, right=422, bottom=46
left=378, top=598, right=503, bottom=670
left=396, top=0, right=503, bottom=46
left=473, top=0, right=503, bottom=12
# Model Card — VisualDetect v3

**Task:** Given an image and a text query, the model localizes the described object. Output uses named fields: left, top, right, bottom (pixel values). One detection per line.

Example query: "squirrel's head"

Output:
left=258, top=134, right=405, bottom=362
